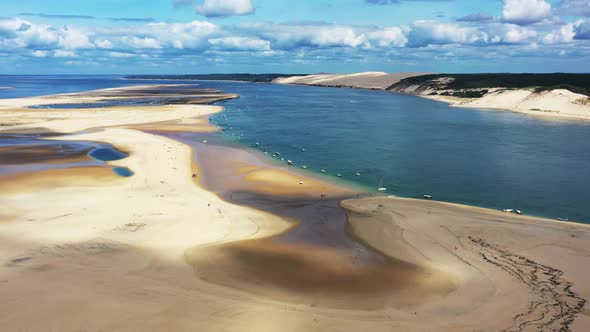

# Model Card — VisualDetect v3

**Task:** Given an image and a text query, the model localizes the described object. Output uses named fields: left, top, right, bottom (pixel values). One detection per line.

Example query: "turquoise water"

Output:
left=112, top=167, right=134, bottom=177
left=1, top=76, right=590, bottom=222
left=203, top=81, right=590, bottom=222
left=87, top=147, right=133, bottom=177
left=88, top=148, right=128, bottom=162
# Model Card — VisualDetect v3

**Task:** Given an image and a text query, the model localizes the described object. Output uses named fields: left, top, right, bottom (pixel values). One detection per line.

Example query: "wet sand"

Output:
left=169, top=136, right=455, bottom=309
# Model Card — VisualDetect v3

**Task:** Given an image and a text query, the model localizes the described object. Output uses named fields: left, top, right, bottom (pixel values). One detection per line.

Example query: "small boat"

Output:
left=377, top=177, right=387, bottom=192
left=255, top=142, right=260, bottom=145
left=557, top=217, right=569, bottom=222
left=287, top=160, right=293, bottom=165
left=502, top=208, right=514, bottom=213
left=301, top=148, right=306, bottom=151
left=275, top=152, right=281, bottom=156
left=202, top=140, right=208, bottom=144
left=321, top=169, right=326, bottom=173
left=301, top=165, right=308, bottom=169
left=423, top=194, right=432, bottom=199
left=337, top=173, right=342, bottom=177
left=299, top=181, right=304, bottom=185
left=272, top=154, right=276, bottom=157
left=355, top=172, right=361, bottom=176
left=515, top=209, right=524, bottom=215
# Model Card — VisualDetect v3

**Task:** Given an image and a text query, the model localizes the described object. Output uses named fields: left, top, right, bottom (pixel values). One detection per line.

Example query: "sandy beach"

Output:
left=0, top=86, right=589, bottom=331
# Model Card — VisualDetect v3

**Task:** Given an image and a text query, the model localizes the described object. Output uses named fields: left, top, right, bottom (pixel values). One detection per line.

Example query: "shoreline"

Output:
left=0, top=85, right=589, bottom=331
left=274, top=73, right=590, bottom=122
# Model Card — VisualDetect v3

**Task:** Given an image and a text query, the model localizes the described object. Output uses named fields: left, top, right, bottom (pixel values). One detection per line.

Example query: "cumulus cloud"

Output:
left=209, top=36, right=270, bottom=51
left=497, top=24, right=537, bottom=43
left=238, top=22, right=409, bottom=50
left=542, top=22, right=576, bottom=43
left=503, top=0, right=552, bottom=24
left=196, top=0, right=254, bottom=18
left=0, top=13, right=586, bottom=71
left=407, top=21, right=489, bottom=47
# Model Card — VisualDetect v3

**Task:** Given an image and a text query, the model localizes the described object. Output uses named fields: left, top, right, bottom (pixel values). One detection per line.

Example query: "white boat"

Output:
left=502, top=208, right=514, bottom=213
left=423, top=194, right=432, bottom=199
left=337, top=173, right=342, bottom=177
left=287, top=160, right=293, bottom=165
left=377, top=177, right=387, bottom=191
left=557, top=217, right=569, bottom=221
left=321, top=169, right=326, bottom=173
left=515, top=209, right=524, bottom=215
left=355, top=172, right=361, bottom=176
left=301, top=165, right=308, bottom=169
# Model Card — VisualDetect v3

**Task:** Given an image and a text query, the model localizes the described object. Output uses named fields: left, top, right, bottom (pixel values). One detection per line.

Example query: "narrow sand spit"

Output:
left=0, top=86, right=588, bottom=331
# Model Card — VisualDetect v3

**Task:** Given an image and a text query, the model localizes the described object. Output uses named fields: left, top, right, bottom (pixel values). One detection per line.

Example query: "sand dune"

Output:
left=457, top=88, right=590, bottom=120
left=273, top=72, right=429, bottom=90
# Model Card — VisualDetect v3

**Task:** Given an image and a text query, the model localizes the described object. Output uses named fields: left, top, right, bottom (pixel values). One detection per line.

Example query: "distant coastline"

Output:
left=274, top=72, right=590, bottom=121
left=124, top=73, right=305, bottom=83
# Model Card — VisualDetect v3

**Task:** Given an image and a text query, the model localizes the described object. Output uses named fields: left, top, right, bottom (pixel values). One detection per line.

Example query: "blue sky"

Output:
left=0, top=0, right=589, bottom=74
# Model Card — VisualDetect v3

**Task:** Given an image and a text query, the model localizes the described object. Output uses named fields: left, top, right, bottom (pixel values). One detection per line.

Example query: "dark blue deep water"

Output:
left=1, top=76, right=589, bottom=222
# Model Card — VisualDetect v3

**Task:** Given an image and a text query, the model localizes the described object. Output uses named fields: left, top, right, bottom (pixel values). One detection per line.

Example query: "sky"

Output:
left=0, top=0, right=589, bottom=74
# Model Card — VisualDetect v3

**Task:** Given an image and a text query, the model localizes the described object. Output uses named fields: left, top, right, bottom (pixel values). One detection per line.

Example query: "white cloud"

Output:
left=542, top=22, right=576, bottom=44
left=209, top=36, right=270, bottom=51
left=503, top=0, right=552, bottom=25
left=95, top=39, right=113, bottom=49
left=497, top=24, right=537, bottom=43
left=107, top=51, right=136, bottom=58
left=119, top=36, right=161, bottom=49
left=239, top=22, right=410, bottom=50
left=408, top=21, right=489, bottom=47
left=54, top=50, right=78, bottom=57
left=31, top=50, right=49, bottom=57
left=196, top=0, right=254, bottom=18
left=366, top=27, right=408, bottom=47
